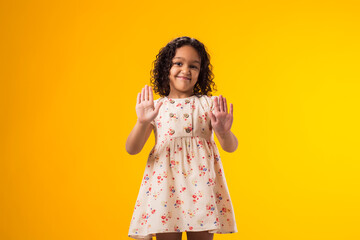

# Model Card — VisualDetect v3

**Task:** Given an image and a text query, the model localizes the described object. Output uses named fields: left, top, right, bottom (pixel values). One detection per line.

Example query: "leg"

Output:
left=156, top=232, right=182, bottom=240
left=187, top=231, right=214, bottom=240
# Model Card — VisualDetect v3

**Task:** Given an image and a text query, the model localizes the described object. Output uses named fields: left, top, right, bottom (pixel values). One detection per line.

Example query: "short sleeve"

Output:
left=209, top=96, right=216, bottom=112
left=199, top=95, right=216, bottom=113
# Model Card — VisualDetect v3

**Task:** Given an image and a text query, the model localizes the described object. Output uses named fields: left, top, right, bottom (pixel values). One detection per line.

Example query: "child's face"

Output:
left=168, top=45, right=201, bottom=97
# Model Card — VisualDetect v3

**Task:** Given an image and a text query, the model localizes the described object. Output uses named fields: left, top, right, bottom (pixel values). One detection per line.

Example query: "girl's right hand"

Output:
left=135, top=85, right=163, bottom=124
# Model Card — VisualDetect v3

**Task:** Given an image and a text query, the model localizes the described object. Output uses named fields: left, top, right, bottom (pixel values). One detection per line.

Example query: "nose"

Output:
left=181, top=65, right=191, bottom=74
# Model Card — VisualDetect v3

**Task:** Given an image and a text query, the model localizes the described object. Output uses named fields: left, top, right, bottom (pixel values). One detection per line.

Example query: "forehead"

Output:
left=173, top=45, right=201, bottom=63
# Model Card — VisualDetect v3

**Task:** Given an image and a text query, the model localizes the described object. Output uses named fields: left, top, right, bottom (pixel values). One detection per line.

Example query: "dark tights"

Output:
left=156, top=231, right=214, bottom=240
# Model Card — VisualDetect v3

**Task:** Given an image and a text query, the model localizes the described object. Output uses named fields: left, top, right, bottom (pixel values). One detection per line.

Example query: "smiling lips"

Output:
left=177, top=76, right=190, bottom=80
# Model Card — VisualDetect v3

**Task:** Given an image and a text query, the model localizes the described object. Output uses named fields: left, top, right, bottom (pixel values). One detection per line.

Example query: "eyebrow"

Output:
left=173, top=57, right=201, bottom=64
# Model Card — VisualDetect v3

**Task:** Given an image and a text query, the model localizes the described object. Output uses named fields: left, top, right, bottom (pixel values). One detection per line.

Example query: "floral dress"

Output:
left=128, top=95, right=237, bottom=239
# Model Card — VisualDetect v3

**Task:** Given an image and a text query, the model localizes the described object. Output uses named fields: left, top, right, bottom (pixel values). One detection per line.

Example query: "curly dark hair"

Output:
left=150, top=36, right=216, bottom=97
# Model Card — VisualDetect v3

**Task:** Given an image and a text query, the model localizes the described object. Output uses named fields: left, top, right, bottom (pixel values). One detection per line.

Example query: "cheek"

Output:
left=193, top=71, right=200, bottom=80
left=170, top=68, right=179, bottom=77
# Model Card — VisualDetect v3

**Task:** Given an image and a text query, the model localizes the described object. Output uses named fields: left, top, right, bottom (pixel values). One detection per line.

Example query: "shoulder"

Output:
left=196, top=95, right=216, bottom=110
left=197, top=95, right=216, bottom=103
left=153, top=97, right=166, bottom=104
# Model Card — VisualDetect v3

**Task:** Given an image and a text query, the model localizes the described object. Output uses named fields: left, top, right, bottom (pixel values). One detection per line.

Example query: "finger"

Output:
left=137, top=92, right=141, bottom=104
left=142, top=87, right=145, bottom=101
left=213, top=96, right=220, bottom=112
left=145, top=85, right=149, bottom=101
left=219, top=95, right=223, bottom=112
left=149, top=86, right=154, bottom=101
left=230, top=103, right=233, bottom=115
left=224, top=97, right=228, bottom=113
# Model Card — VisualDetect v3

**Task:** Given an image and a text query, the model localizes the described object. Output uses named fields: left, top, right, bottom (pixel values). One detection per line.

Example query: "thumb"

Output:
left=154, top=101, right=163, bottom=114
left=208, top=111, right=216, bottom=124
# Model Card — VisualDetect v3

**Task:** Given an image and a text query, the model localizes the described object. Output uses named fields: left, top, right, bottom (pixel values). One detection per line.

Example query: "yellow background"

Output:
left=1, top=0, right=359, bottom=239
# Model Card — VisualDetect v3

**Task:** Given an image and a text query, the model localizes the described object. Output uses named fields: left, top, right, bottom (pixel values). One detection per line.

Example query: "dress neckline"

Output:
left=165, top=95, right=198, bottom=100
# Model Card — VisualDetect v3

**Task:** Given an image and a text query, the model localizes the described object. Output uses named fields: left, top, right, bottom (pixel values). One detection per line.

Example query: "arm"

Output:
left=214, top=129, right=238, bottom=153
left=126, top=121, right=153, bottom=155
left=208, top=95, right=238, bottom=153
left=125, top=85, right=163, bottom=155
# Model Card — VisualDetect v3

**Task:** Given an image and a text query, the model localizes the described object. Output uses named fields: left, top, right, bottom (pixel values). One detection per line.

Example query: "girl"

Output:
left=126, top=36, right=238, bottom=240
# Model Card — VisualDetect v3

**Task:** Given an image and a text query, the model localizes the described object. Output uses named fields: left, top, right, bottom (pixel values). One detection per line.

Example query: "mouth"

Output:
left=177, top=76, right=191, bottom=80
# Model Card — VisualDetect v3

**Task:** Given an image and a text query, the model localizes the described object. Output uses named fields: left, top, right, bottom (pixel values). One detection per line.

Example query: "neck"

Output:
left=167, top=93, right=194, bottom=99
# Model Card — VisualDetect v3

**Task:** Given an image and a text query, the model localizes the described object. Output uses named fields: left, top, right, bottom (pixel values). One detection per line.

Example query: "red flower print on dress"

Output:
left=196, top=140, right=204, bottom=149
left=174, top=199, right=184, bottom=208
left=169, top=159, right=179, bottom=168
left=134, top=200, right=141, bottom=210
left=141, top=212, right=150, bottom=225
left=157, top=171, right=168, bottom=184
left=142, top=174, right=150, bottom=185
left=156, top=120, right=162, bottom=129
left=206, top=203, right=216, bottom=216
left=198, top=164, right=207, bottom=176
left=186, top=151, right=195, bottom=164
left=165, top=146, right=170, bottom=157
left=192, top=190, right=203, bottom=203
left=198, top=114, right=207, bottom=123
left=146, top=187, right=152, bottom=196
left=169, top=185, right=175, bottom=198
left=220, top=207, right=231, bottom=215
left=179, top=186, right=187, bottom=193
left=160, top=212, right=172, bottom=225
left=214, top=217, right=220, bottom=227
left=177, top=145, right=183, bottom=152
left=207, top=177, right=215, bottom=186
left=216, top=192, right=223, bottom=204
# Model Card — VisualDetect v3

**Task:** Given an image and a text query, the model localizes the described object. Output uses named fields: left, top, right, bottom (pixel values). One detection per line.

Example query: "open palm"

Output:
left=136, top=85, right=162, bottom=124
left=208, top=95, right=233, bottom=136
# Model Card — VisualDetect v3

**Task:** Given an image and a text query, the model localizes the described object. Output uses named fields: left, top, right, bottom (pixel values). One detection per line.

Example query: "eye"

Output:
left=174, top=62, right=182, bottom=66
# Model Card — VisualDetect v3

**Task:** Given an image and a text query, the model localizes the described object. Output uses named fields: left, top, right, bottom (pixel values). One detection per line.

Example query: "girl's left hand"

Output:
left=208, top=95, right=233, bottom=136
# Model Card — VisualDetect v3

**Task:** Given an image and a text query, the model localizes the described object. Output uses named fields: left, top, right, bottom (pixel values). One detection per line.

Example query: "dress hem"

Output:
left=128, top=227, right=238, bottom=240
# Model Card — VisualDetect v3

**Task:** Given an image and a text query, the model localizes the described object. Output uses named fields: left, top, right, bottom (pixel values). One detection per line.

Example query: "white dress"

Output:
left=128, top=95, right=237, bottom=240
